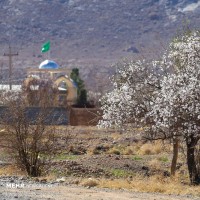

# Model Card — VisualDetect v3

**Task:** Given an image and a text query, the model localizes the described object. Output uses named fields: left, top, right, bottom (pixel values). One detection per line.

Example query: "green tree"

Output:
left=77, top=89, right=87, bottom=107
left=70, top=68, right=87, bottom=106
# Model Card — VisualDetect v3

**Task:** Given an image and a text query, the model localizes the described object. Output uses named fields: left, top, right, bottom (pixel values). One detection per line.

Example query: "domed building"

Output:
left=24, top=60, right=77, bottom=107
left=39, top=60, right=60, bottom=70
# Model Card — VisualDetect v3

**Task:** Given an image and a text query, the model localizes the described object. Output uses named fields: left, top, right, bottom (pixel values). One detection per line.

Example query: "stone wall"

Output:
left=0, top=106, right=68, bottom=125
left=0, top=106, right=102, bottom=126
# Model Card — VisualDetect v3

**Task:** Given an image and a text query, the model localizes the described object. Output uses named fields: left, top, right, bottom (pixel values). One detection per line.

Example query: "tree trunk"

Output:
left=186, top=137, right=200, bottom=185
left=29, top=165, right=40, bottom=177
left=171, top=138, right=179, bottom=176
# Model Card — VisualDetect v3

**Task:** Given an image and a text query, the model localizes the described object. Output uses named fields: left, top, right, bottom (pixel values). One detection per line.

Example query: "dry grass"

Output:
left=97, top=175, right=200, bottom=196
left=81, top=178, right=99, bottom=187
left=88, top=144, right=111, bottom=155
left=138, top=141, right=162, bottom=155
left=153, top=141, right=163, bottom=154
left=29, top=174, right=58, bottom=183
left=110, top=132, right=122, bottom=140
left=107, top=147, right=121, bottom=155
left=139, top=143, right=153, bottom=155
left=148, top=159, right=162, bottom=170
left=0, top=165, right=25, bottom=176
left=87, top=147, right=99, bottom=155
left=123, top=146, right=135, bottom=155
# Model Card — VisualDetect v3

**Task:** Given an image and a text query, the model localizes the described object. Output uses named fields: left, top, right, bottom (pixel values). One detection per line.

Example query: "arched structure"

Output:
left=54, top=75, right=77, bottom=106
left=24, top=60, right=77, bottom=107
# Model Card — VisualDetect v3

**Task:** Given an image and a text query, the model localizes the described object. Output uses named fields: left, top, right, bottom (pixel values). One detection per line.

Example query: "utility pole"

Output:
left=0, top=62, right=3, bottom=82
left=4, top=46, right=18, bottom=90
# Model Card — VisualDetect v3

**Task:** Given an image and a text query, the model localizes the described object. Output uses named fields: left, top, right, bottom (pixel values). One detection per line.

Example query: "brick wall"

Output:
left=69, top=107, right=102, bottom=126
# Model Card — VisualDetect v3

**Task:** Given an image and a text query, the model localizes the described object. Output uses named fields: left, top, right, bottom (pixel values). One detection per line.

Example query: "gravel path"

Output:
left=1, top=185, right=200, bottom=200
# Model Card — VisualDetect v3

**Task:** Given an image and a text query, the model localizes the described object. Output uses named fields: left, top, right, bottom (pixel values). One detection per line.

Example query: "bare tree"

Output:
left=23, top=78, right=58, bottom=107
left=0, top=92, right=57, bottom=177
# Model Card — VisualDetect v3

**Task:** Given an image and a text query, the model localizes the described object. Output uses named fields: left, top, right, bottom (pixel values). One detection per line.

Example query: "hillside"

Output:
left=0, top=0, right=199, bottom=89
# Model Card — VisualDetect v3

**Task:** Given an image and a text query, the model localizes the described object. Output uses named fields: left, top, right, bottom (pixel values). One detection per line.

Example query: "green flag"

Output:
left=41, top=41, right=50, bottom=53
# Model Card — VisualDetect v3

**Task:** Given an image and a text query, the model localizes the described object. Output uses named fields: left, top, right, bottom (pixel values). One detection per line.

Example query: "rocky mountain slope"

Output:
left=0, top=0, right=199, bottom=89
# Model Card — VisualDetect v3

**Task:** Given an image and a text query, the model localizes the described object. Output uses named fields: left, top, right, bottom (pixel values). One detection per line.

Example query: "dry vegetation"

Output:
left=0, top=126, right=200, bottom=197
left=97, top=176, right=200, bottom=196
left=0, top=164, right=25, bottom=176
left=79, top=171, right=200, bottom=196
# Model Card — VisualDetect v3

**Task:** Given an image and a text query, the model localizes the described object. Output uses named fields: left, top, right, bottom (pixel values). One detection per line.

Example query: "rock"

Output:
left=126, top=46, right=139, bottom=53
left=34, top=178, right=39, bottom=182
left=163, top=171, right=170, bottom=177
left=56, top=177, right=66, bottom=183
left=40, top=178, right=47, bottom=183
left=19, top=176, right=26, bottom=181
left=142, top=166, right=149, bottom=171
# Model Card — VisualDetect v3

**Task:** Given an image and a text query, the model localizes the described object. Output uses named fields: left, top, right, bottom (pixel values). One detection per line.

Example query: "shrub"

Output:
left=81, top=178, right=99, bottom=187
left=139, top=144, right=153, bottom=155
left=108, top=147, right=121, bottom=155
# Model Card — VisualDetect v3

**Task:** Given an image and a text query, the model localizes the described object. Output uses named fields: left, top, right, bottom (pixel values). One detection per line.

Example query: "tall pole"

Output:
left=4, top=46, right=18, bottom=90
left=0, top=62, right=3, bottom=82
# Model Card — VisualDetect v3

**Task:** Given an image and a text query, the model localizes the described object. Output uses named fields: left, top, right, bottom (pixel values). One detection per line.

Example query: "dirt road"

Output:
left=1, top=185, right=200, bottom=200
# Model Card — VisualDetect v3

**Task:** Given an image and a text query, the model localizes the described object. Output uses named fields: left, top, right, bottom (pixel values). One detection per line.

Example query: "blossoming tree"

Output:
left=98, top=59, right=162, bottom=129
left=149, top=31, right=200, bottom=184
left=99, top=30, right=200, bottom=185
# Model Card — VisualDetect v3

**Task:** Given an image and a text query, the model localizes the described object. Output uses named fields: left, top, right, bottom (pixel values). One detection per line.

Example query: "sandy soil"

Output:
left=1, top=185, right=200, bottom=200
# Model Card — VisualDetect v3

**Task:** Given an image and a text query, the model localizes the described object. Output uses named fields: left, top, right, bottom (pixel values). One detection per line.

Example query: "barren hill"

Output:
left=0, top=0, right=199, bottom=89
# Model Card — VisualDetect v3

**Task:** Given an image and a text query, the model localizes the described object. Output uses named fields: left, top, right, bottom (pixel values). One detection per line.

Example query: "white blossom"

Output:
left=99, top=30, right=200, bottom=144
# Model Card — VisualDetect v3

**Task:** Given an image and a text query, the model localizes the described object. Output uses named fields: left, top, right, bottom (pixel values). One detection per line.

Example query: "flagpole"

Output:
left=48, top=49, right=50, bottom=60
left=41, top=41, right=50, bottom=60
left=49, top=40, right=51, bottom=60
left=47, top=42, right=50, bottom=60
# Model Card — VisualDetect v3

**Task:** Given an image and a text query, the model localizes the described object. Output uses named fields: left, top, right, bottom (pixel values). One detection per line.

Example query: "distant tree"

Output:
left=24, top=78, right=58, bottom=107
left=77, top=89, right=87, bottom=107
left=70, top=68, right=84, bottom=94
left=87, top=91, right=102, bottom=107
left=70, top=68, right=88, bottom=107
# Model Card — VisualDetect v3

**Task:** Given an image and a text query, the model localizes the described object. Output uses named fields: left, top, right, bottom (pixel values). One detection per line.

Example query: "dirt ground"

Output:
left=1, top=126, right=200, bottom=199
left=1, top=185, right=200, bottom=200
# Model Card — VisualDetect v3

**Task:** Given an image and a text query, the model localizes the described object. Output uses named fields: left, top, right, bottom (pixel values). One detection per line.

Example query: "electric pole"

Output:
left=4, top=46, right=18, bottom=90
left=0, top=62, right=3, bottom=82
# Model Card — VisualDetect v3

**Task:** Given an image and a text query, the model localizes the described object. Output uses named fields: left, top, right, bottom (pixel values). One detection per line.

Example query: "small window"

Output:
left=58, top=81, right=67, bottom=90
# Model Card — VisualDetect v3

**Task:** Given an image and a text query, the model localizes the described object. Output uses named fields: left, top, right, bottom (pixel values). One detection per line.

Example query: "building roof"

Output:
left=39, top=60, right=60, bottom=69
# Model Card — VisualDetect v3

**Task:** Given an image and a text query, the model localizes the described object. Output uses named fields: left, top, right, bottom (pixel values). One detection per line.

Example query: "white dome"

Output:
left=39, top=60, right=59, bottom=69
